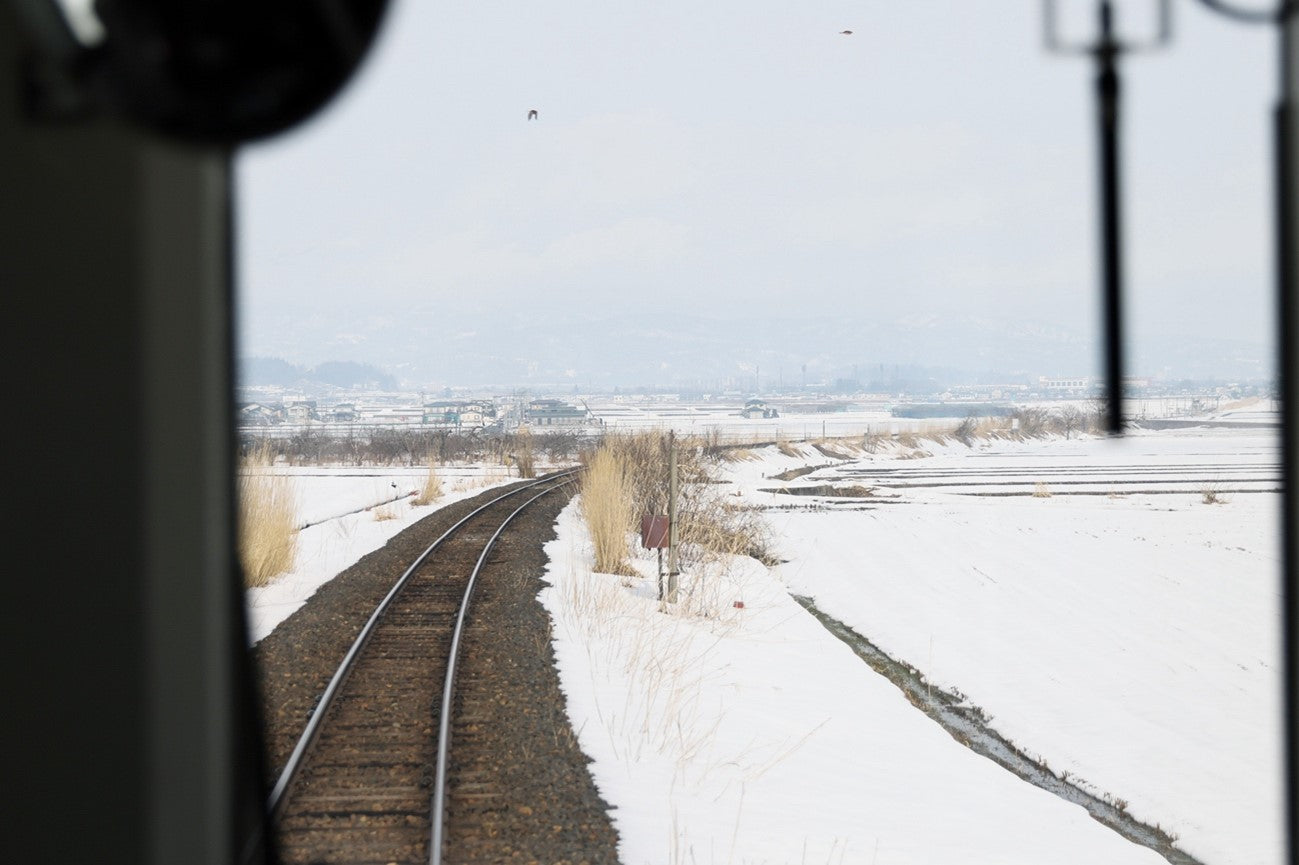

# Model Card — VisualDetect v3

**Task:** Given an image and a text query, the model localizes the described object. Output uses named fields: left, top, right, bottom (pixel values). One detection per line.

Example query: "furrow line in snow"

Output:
left=791, top=595, right=1203, bottom=865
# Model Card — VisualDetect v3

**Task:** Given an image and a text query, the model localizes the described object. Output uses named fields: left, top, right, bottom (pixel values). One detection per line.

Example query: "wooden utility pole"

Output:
left=667, top=431, right=680, bottom=603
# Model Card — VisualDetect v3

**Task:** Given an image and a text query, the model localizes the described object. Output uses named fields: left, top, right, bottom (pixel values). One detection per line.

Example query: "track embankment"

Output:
left=252, top=478, right=620, bottom=864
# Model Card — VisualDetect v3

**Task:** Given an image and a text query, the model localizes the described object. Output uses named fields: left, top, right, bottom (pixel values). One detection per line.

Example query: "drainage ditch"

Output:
left=791, top=595, right=1200, bottom=865
left=760, top=484, right=876, bottom=498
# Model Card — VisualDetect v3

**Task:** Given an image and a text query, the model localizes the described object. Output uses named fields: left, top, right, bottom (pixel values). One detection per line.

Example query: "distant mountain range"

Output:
left=239, top=358, right=397, bottom=391
left=238, top=309, right=1272, bottom=392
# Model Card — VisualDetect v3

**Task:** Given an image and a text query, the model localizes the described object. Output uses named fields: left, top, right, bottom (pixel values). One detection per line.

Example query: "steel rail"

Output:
left=266, top=468, right=578, bottom=818
left=428, top=479, right=572, bottom=865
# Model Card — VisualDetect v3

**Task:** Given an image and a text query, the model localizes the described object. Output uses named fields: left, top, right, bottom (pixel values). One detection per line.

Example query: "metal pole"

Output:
left=1097, top=0, right=1125, bottom=434
left=667, top=431, right=679, bottom=603
left=657, top=547, right=664, bottom=601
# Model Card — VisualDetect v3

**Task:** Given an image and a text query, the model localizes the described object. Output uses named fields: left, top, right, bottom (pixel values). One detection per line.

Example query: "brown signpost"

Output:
left=640, top=515, right=670, bottom=549
left=642, top=514, right=670, bottom=599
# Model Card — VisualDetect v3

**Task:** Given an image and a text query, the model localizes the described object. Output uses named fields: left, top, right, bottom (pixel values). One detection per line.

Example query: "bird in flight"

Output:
left=527, top=109, right=538, bottom=120
left=839, top=29, right=853, bottom=35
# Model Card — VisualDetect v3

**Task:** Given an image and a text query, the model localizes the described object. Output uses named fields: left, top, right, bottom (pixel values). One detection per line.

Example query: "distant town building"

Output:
left=1037, top=376, right=1149, bottom=394
left=1038, top=376, right=1090, bottom=391
left=938, top=384, right=1029, bottom=402
left=740, top=398, right=779, bottom=419
left=329, top=403, right=358, bottom=422
left=360, top=407, right=425, bottom=425
left=237, top=402, right=281, bottom=426
left=423, top=400, right=494, bottom=429
left=285, top=400, right=317, bottom=423
left=524, top=399, right=589, bottom=427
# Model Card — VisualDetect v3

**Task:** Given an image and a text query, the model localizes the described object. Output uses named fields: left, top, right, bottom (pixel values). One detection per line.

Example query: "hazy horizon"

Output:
left=236, top=1, right=1277, bottom=391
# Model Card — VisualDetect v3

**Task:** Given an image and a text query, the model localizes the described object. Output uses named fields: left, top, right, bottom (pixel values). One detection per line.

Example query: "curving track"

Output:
left=263, top=471, right=614, bottom=864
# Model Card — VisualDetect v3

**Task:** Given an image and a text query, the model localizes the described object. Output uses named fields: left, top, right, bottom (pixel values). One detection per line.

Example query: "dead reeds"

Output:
left=411, top=454, right=443, bottom=506
left=580, top=447, right=637, bottom=575
left=775, top=439, right=802, bottom=458
left=237, top=441, right=298, bottom=588
left=579, top=432, right=775, bottom=578
left=513, top=429, right=537, bottom=478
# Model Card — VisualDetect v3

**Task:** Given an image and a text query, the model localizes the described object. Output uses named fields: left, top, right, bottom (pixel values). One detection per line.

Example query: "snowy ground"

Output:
left=584, top=396, right=1278, bottom=443
left=243, top=412, right=1284, bottom=864
left=540, top=423, right=1283, bottom=865
left=590, top=403, right=901, bottom=441
left=244, top=462, right=523, bottom=643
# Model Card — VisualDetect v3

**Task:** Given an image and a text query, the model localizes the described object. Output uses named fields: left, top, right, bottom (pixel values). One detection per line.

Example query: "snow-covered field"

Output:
left=244, top=415, right=1284, bottom=864
left=591, top=403, right=901, bottom=441
left=244, top=462, right=522, bottom=643
left=540, top=424, right=1283, bottom=865
left=583, top=396, right=1278, bottom=443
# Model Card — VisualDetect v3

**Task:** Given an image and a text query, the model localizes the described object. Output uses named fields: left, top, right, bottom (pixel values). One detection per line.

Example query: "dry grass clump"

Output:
left=677, top=489, right=776, bottom=566
left=590, top=431, right=711, bottom=514
left=1032, top=481, right=1053, bottom=498
left=977, top=417, right=1014, bottom=438
left=580, top=447, right=637, bottom=575
left=923, top=408, right=1108, bottom=447
left=1219, top=396, right=1260, bottom=412
left=954, top=416, right=979, bottom=446
left=512, top=429, right=537, bottom=478
left=237, top=442, right=298, bottom=588
left=955, top=415, right=1030, bottom=445
left=895, top=431, right=921, bottom=449
left=811, top=439, right=854, bottom=460
left=371, top=505, right=398, bottom=521
left=1201, top=484, right=1229, bottom=505
left=411, top=454, right=444, bottom=506
left=776, top=439, right=802, bottom=458
left=579, top=431, right=775, bottom=575
left=716, top=447, right=758, bottom=463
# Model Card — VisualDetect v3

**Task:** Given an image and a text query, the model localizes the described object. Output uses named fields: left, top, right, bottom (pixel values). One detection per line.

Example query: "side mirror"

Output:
left=12, top=0, right=391, bottom=144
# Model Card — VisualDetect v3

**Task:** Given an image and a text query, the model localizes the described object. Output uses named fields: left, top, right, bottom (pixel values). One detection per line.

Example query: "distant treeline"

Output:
left=238, top=427, right=585, bottom=467
left=892, top=403, right=1016, bottom=419
left=240, top=357, right=397, bottom=390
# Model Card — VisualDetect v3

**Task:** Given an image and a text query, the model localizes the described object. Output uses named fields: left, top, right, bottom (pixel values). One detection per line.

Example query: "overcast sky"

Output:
left=236, top=1, right=1276, bottom=384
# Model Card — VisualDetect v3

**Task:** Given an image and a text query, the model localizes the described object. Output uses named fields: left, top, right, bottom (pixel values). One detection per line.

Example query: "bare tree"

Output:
left=1055, top=406, right=1086, bottom=439
left=1011, top=407, right=1050, bottom=437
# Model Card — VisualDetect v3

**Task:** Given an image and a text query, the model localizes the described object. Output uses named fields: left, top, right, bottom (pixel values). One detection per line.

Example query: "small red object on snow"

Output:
left=733, top=601, right=745, bottom=609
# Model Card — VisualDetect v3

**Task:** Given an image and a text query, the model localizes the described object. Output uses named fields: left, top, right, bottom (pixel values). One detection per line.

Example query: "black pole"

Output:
left=1276, top=5, right=1298, bottom=855
left=1096, top=0, right=1125, bottom=434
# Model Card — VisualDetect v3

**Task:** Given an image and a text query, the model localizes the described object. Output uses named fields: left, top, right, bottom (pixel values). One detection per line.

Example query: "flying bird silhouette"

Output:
left=527, top=109, right=538, bottom=120
left=840, top=29, right=853, bottom=35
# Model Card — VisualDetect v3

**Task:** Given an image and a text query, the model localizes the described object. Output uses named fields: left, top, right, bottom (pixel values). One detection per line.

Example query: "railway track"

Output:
left=262, top=470, right=615, bottom=864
